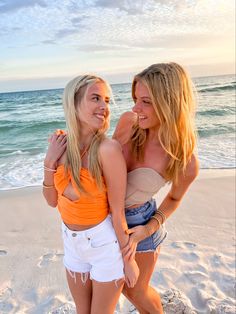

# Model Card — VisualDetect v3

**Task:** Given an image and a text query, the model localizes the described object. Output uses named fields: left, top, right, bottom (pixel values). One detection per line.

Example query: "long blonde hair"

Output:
left=63, top=75, right=110, bottom=193
left=131, top=62, right=197, bottom=183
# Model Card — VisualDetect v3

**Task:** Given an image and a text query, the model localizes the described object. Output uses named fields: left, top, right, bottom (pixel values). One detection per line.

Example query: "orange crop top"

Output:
left=54, top=165, right=109, bottom=225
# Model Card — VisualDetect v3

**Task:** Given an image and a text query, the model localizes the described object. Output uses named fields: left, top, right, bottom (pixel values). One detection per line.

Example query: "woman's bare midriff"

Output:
left=126, top=203, right=146, bottom=210
left=64, top=222, right=99, bottom=231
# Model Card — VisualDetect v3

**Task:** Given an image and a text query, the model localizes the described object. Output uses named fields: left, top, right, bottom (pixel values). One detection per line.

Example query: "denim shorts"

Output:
left=61, top=215, right=124, bottom=282
left=125, top=199, right=167, bottom=252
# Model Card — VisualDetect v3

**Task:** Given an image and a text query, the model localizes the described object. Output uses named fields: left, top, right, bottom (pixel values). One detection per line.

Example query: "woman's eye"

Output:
left=143, top=100, right=151, bottom=105
left=93, top=96, right=99, bottom=101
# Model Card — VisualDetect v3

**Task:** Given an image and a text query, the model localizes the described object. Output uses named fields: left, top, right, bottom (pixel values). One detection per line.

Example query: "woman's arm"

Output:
left=43, top=133, right=67, bottom=207
left=123, top=154, right=199, bottom=259
left=99, top=138, right=139, bottom=287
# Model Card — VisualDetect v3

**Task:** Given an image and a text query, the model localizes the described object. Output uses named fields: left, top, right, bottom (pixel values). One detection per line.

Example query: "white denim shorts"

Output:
left=61, top=215, right=124, bottom=282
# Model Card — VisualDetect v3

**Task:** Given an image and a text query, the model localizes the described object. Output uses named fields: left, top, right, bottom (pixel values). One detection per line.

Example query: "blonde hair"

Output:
left=63, top=75, right=110, bottom=193
left=131, top=62, right=197, bottom=183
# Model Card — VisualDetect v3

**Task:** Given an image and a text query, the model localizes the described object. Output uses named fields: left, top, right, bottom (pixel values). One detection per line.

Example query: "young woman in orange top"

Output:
left=113, top=62, right=199, bottom=313
left=43, top=75, right=139, bottom=314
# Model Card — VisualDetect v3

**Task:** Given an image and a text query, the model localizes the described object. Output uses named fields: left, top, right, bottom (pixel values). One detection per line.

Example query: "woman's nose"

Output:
left=99, top=100, right=106, bottom=109
left=132, top=101, right=141, bottom=113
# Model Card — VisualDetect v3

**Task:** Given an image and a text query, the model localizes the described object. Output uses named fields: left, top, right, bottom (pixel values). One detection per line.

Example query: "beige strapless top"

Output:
left=125, top=168, right=166, bottom=208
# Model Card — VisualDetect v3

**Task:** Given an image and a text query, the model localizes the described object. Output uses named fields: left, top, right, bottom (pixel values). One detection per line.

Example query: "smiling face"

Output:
left=132, top=80, right=160, bottom=131
left=76, top=81, right=110, bottom=132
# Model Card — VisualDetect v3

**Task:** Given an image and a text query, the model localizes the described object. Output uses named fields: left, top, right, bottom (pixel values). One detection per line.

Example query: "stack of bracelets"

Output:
left=43, top=165, right=56, bottom=189
left=145, top=209, right=166, bottom=237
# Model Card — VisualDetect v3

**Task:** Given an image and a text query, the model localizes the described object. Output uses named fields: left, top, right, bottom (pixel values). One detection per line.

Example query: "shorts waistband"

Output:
left=125, top=199, right=156, bottom=214
left=62, top=215, right=112, bottom=238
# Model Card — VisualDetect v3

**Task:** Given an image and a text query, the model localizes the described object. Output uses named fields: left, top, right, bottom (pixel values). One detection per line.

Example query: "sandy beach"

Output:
left=0, top=169, right=235, bottom=314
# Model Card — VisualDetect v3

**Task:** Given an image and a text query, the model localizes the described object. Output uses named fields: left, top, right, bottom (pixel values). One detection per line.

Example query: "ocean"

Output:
left=0, top=74, right=235, bottom=190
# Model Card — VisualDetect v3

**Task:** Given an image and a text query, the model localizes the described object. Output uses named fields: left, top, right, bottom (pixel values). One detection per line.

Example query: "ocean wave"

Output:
left=0, top=150, right=31, bottom=157
left=197, top=106, right=235, bottom=117
left=198, top=83, right=236, bottom=93
left=197, top=124, right=235, bottom=138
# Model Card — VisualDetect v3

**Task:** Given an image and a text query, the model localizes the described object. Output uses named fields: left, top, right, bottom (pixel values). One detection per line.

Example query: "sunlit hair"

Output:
left=131, top=62, right=197, bottom=183
left=63, top=74, right=111, bottom=193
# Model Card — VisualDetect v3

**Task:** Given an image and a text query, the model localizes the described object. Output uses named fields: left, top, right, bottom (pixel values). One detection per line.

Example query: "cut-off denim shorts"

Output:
left=61, top=215, right=124, bottom=282
left=125, top=199, right=167, bottom=252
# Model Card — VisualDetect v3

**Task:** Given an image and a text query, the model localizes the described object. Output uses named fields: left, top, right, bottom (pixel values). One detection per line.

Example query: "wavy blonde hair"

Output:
left=63, top=75, right=110, bottom=193
left=131, top=62, right=197, bottom=183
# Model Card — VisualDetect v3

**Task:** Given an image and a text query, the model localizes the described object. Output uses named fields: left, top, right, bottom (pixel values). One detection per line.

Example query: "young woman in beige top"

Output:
left=113, top=62, right=199, bottom=313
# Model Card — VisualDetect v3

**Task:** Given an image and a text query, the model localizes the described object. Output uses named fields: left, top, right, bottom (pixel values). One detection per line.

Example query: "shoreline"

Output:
left=0, top=168, right=235, bottom=193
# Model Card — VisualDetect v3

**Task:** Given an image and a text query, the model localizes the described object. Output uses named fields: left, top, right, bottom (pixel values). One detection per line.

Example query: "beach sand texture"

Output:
left=0, top=169, right=235, bottom=314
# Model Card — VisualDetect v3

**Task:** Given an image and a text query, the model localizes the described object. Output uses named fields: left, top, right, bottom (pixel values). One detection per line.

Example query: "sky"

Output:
left=0, top=0, right=235, bottom=92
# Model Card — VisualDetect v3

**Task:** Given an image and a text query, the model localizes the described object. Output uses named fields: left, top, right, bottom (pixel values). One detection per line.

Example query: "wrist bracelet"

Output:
left=150, top=215, right=161, bottom=230
left=156, top=209, right=166, bottom=223
left=43, top=181, right=55, bottom=189
left=44, top=165, right=57, bottom=172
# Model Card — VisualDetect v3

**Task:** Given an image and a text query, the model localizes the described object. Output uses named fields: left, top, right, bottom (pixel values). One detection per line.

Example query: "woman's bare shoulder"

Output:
left=118, top=111, right=137, bottom=125
left=99, top=138, right=122, bottom=155
left=113, top=111, right=137, bottom=144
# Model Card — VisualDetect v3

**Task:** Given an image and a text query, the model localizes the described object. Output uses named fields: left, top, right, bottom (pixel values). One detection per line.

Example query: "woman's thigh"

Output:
left=66, top=269, right=92, bottom=314
left=91, top=279, right=124, bottom=314
left=124, top=248, right=160, bottom=294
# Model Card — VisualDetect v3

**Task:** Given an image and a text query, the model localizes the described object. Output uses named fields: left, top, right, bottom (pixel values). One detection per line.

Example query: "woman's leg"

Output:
left=66, top=269, right=92, bottom=314
left=123, top=249, right=163, bottom=314
left=91, top=279, right=124, bottom=314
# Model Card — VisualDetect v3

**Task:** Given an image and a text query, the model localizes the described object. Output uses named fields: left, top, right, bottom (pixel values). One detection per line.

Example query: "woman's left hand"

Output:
left=44, top=133, right=67, bottom=168
left=122, top=225, right=148, bottom=260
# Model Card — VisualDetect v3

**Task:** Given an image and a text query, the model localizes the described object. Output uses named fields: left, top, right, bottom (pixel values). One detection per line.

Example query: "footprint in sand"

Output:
left=0, top=250, right=7, bottom=256
left=183, top=270, right=208, bottom=284
left=181, top=251, right=199, bottom=262
left=0, top=286, right=14, bottom=312
left=0, top=287, right=12, bottom=302
left=37, top=253, right=64, bottom=268
left=49, top=302, right=76, bottom=314
left=171, top=241, right=197, bottom=249
left=210, top=253, right=223, bottom=267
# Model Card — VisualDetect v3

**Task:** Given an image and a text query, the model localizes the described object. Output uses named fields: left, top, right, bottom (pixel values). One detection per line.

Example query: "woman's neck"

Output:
left=146, top=127, right=160, bottom=145
left=79, top=128, right=95, bottom=149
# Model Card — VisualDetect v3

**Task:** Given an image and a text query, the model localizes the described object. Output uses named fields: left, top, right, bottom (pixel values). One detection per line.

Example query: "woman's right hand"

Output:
left=124, top=258, right=140, bottom=288
left=122, top=225, right=148, bottom=260
left=44, top=132, right=67, bottom=168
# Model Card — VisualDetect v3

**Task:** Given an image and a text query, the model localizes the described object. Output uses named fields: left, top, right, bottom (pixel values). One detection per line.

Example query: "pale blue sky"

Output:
left=0, top=0, right=235, bottom=92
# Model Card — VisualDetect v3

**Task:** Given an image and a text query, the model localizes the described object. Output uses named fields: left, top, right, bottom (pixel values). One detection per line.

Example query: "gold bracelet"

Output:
left=156, top=209, right=166, bottom=223
left=43, top=181, right=55, bottom=189
left=150, top=215, right=161, bottom=230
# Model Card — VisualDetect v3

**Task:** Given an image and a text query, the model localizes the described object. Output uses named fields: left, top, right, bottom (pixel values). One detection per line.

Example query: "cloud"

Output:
left=54, top=28, right=78, bottom=39
left=77, top=43, right=130, bottom=52
left=0, top=0, right=47, bottom=14
left=71, top=16, right=86, bottom=25
left=94, top=0, right=146, bottom=15
left=41, top=39, right=56, bottom=45
left=128, top=33, right=220, bottom=49
left=94, top=0, right=200, bottom=14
